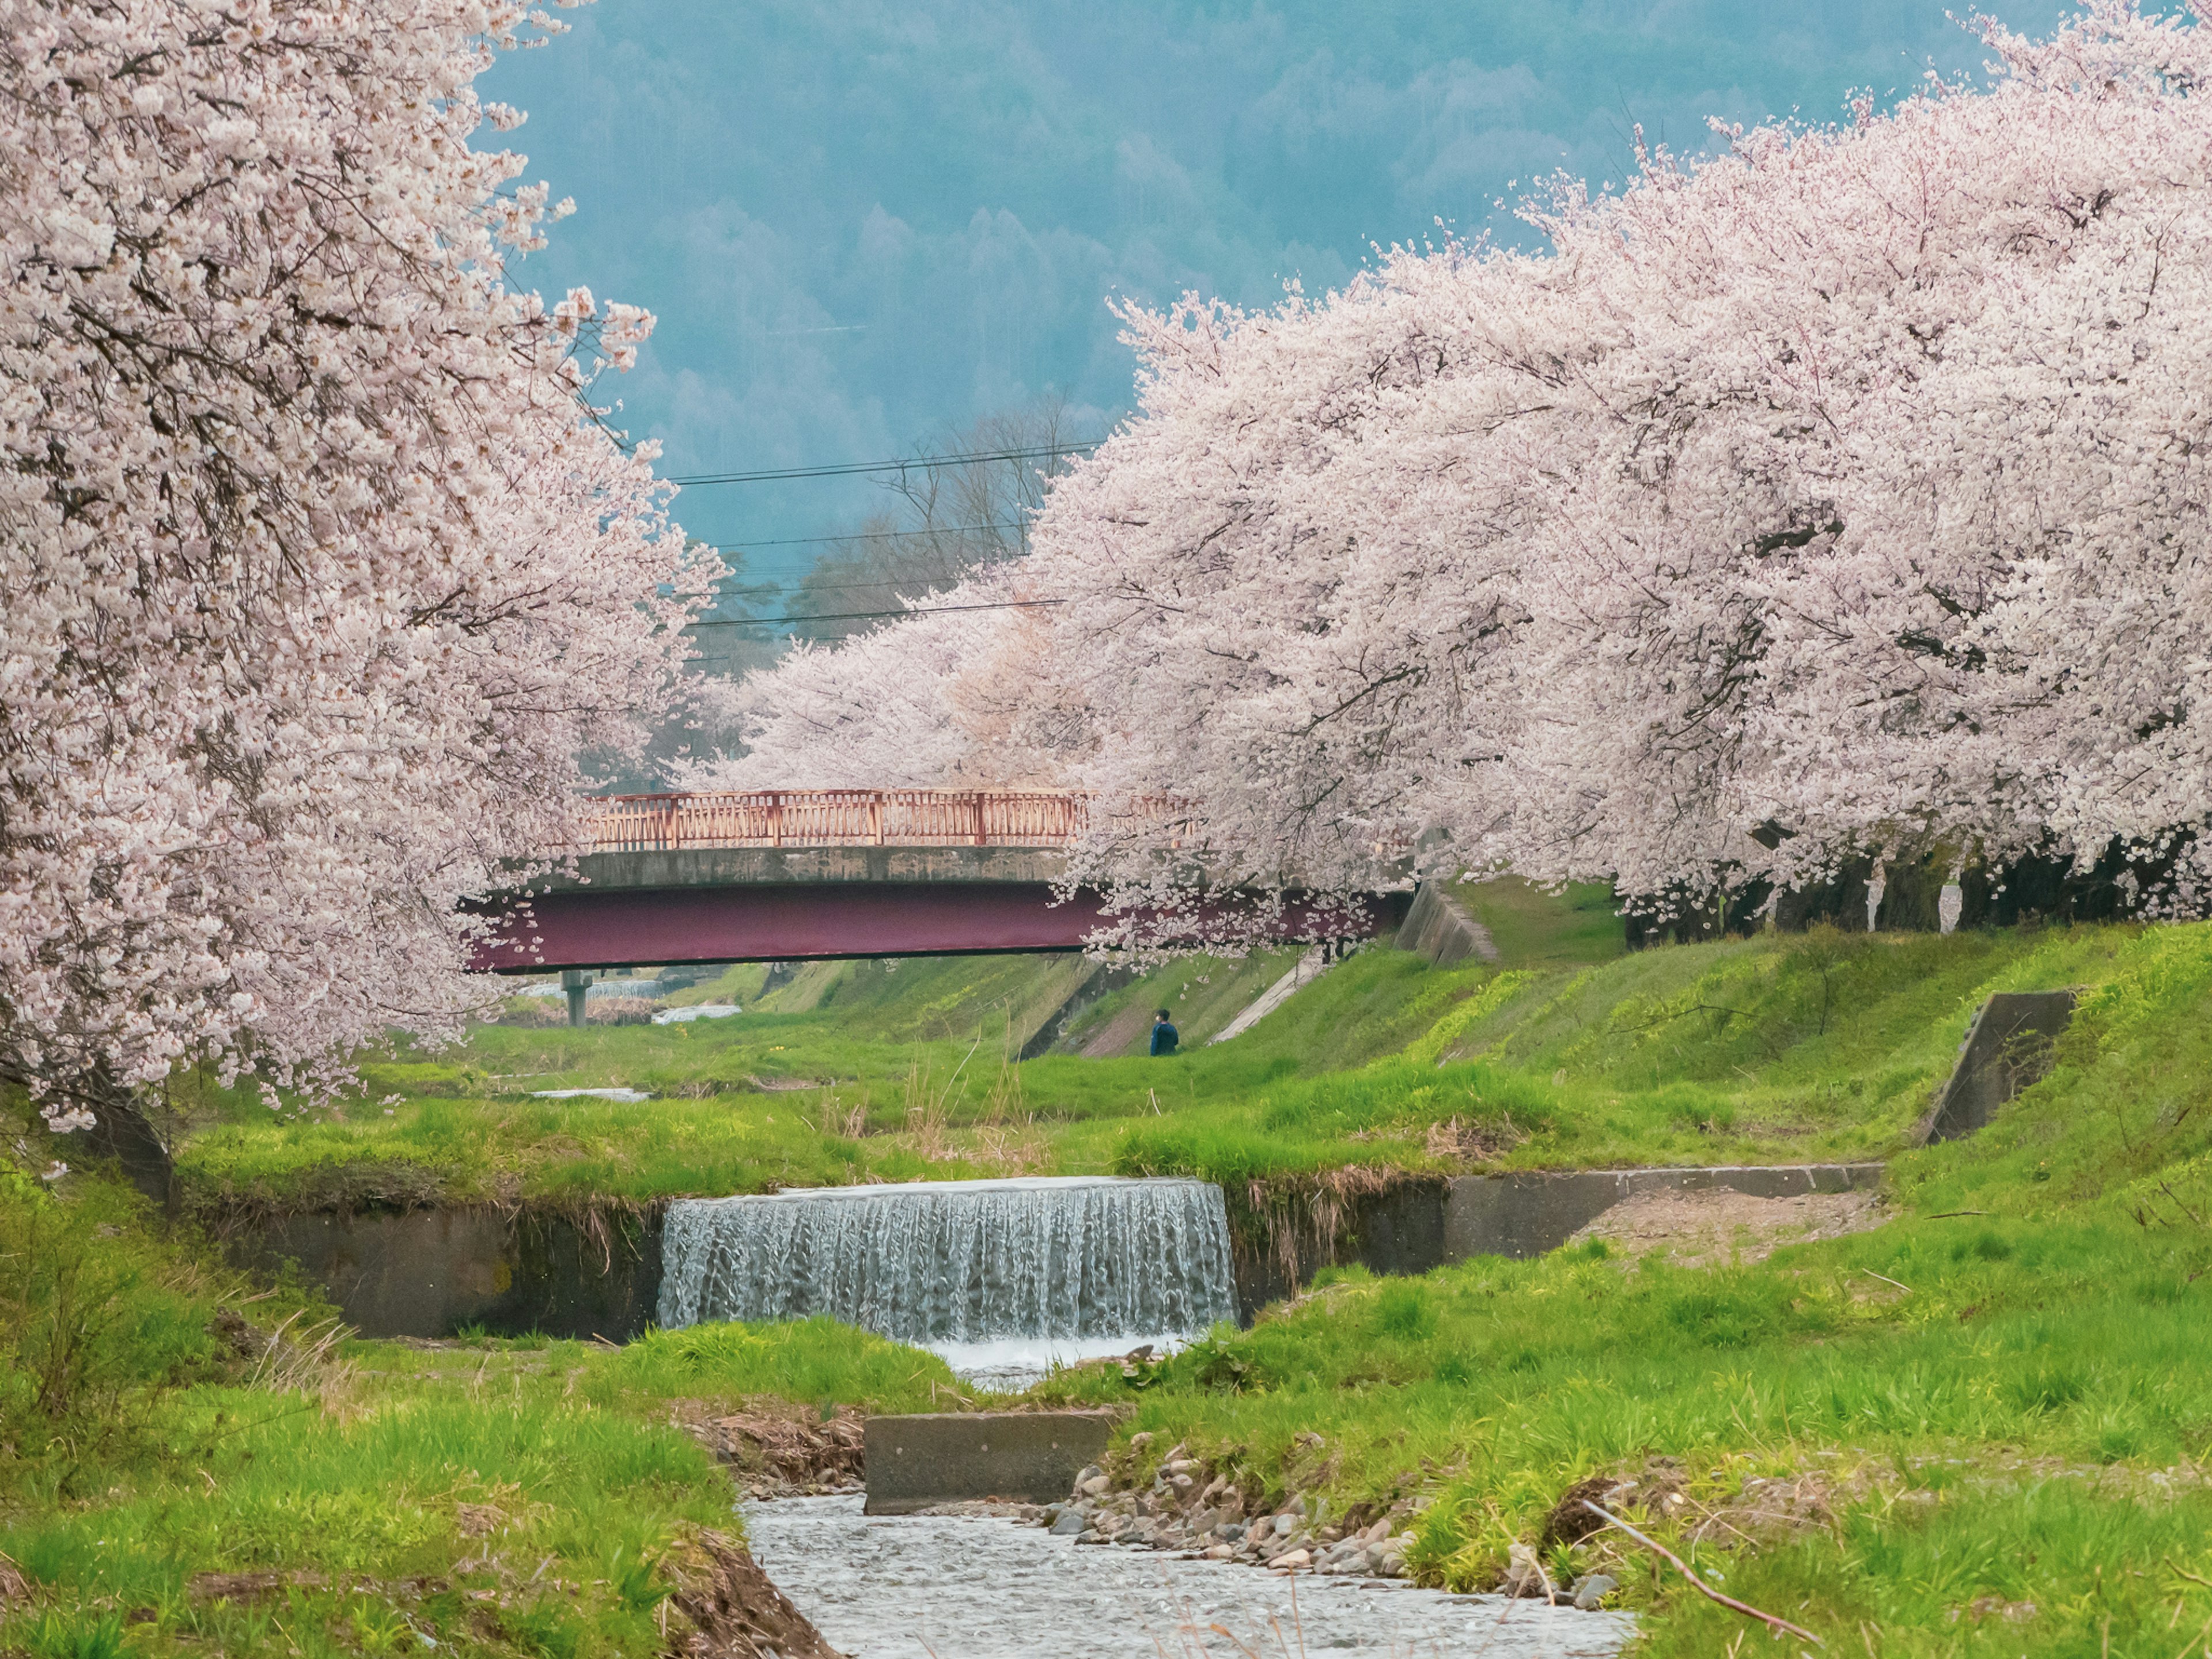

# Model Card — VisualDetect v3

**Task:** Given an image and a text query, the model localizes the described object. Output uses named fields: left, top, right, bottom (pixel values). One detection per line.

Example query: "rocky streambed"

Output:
left=1020, top=1428, right=1632, bottom=1610
left=744, top=1494, right=1635, bottom=1658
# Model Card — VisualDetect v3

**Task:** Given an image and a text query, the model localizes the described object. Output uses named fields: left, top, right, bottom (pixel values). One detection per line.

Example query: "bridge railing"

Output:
left=586, top=789, right=1131, bottom=851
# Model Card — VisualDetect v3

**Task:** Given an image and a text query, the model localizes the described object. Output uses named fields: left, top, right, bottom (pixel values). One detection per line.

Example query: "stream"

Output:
left=743, top=1495, right=1637, bottom=1658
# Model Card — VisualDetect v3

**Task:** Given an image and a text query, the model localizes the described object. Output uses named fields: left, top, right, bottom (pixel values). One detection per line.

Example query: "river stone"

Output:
left=1051, top=1511, right=1086, bottom=1536
left=1574, top=1574, right=1620, bottom=1610
left=1269, top=1549, right=1312, bottom=1571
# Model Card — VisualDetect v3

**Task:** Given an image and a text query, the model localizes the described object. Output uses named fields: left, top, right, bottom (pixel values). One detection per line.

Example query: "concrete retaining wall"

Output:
left=229, top=1162, right=1888, bottom=1340
left=1228, top=1177, right=1450, bottom=1317
left=1395, top=882, right=1499, bottom=967
left=863, top=1411, right=1117, bottom=1514
left=1226, top=1163, right=1885, bottom=1318
left=231, top=1204, right=663, bottom=1340
left=1020, top=962, right=1140, bottom=1060
left=1918, top=991, right=2076, bottom=1143
left=1443, top=1163, right=1886, bottom=1262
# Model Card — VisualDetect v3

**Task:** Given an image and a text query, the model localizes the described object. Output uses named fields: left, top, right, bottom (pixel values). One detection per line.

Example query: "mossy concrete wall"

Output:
left=233, top=1204, right=662, bottom=1340
left=1395, top=882, right=1500, bottom=967
left=1442, top=1163, right=1886, bottom=1260
left=233, top=1164, right=1884, bottom=1340
left=1917, top=991, right=2076, bottom=1143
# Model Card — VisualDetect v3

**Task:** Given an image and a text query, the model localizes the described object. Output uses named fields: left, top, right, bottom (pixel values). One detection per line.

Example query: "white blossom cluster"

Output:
left=718, top=2, right=2212, bottom=935
left=1, top=0, right=714, bottom=1129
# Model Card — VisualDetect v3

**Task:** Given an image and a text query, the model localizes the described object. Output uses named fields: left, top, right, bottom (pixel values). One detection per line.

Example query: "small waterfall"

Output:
left=660, top=1176, right=1237, bottom=1381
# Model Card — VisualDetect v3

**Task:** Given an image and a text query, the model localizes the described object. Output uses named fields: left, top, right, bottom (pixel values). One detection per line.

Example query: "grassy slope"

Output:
left=171, top=946, right=1498, bottom=1210
left=1052, top=947, right=1306, bottom=1055
left=23, top=905, right=2212, bottom=1657
left=1457, top=876, right=1627, bottom=967
left=175, top=915, right=2138, bottom=1211
left=0, top=1156, right=965, bottom=1659
left=1032, top=921, right=2212, bottom=1658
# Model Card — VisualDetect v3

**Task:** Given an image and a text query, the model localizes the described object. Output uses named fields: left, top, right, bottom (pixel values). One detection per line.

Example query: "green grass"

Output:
left=1054, top=948, right=1307, bottom=1054
left=0, top=1158, right=973, bottom=1659
left=0, top=1167, right=721, bottom=1659
left=171, top=916, right=2149, bottom=1214
left=1020, top=920, right=2212, bottom=1657
left=606, top=1317, right=964, bottom=1414
left=169, top=946, right=1513, bottom=1211
left=24, top=903, right=2212, bottom=1657
left=1457, top=876, right=1626, bottom=966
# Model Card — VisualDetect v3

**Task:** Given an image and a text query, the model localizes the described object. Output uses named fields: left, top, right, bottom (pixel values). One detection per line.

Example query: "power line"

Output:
left=709, top=560, right=1026, bottom=603
left=713, top=521, right=1025, bottom=552
left=687, top=598, right=1067, bottom=630
left=709, top=576, right=964, bottom=601
left=669, top=440, right=1100, bottom=488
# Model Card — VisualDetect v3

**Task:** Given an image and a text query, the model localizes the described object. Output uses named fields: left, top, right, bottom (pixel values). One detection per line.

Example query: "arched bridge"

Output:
left=468, top=789, right=1411, bottom=974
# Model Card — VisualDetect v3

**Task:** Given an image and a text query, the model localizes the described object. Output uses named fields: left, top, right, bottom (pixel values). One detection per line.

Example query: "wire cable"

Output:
left=712, top=521, right=1025, bottom=551
left=687, top=597, right=1066, bottom=629
left=669, top=440, right=1099, bottom=488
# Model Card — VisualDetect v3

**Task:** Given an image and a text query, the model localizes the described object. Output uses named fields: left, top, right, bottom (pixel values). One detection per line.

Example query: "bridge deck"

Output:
left=469, top=790, right=1406, bottom=972
left=586, top=788, right=1169, bottom=853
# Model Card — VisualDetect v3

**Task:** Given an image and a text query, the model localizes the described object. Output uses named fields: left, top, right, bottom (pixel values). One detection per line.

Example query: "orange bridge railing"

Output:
left=587, top=789, right=1122, bottom=852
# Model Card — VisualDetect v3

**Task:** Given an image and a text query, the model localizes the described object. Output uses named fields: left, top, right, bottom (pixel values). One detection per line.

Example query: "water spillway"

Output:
left=658, top=1176, right=1237, bottom=1382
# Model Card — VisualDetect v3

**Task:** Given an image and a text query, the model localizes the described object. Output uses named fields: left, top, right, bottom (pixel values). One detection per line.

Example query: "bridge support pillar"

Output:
left=561, top=969, right=593, bottom=1028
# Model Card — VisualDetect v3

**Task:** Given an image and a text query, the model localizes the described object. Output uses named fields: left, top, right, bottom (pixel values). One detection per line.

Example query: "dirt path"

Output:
left=1570, top=1186, right=1886, bottom=1267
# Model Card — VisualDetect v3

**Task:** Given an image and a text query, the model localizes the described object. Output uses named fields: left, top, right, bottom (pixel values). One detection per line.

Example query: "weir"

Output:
left=659, top=1176, right=1237, bottom=1381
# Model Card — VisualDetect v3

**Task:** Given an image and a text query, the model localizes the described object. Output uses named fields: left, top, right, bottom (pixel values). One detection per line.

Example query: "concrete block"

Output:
left=233, top=1205, right=662, bottom=1340
left=863, top=1411, right=1116, bottom=1516
left=1918, top=991, right=2075, bottom=1143
left=561, top=845, right=1073, bottom=891
left=1395, top=882, right=1499, bottom=967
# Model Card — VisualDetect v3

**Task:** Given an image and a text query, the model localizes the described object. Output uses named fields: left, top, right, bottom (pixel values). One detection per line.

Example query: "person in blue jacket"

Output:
left=1149, top=1008, right=1180, bottom=1056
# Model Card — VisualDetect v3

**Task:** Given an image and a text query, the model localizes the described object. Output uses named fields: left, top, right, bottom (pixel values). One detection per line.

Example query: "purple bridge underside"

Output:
left=469, top=879, right=1410, bottom=974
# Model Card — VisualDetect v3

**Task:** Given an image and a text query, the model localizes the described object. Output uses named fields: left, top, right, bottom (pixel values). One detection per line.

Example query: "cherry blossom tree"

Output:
left=674, top=578, right=1075, bottom=791
left=1487, top=0, right=2212, bottom=915
left=710, top=1, right=2212, bottom=934
left=1, top=0, right=713, bottom=1144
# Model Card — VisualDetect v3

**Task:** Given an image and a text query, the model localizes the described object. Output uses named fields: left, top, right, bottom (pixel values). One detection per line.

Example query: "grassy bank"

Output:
left=0, top=1162, right=961, bottom=1659
left=1026, top=920, right=2212, bottom=1656
left=16, top=905, right=2212, bottom=1656
left=170, top=915, right=2138, bottom=1216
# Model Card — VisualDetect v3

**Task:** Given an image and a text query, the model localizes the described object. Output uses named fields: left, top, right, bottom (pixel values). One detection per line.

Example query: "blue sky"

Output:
left=486, top=0, right=2062, bottom=586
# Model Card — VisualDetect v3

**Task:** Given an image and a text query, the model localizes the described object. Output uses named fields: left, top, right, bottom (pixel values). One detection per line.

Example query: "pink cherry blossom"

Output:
left=721, top=2, right=2212, bottom=937
left=1, top=0, right=715, bottom=1131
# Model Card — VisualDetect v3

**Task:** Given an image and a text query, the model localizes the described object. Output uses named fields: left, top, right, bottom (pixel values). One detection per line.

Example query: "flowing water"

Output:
left=660, top=1176, right=1237, bottom=1383
left=745, top=1495, right=1637, bottom=1658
